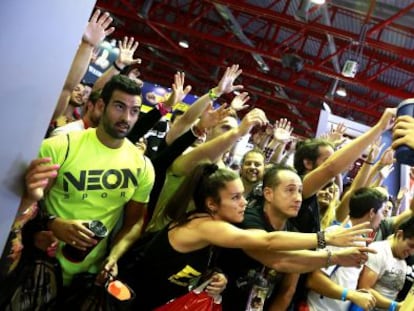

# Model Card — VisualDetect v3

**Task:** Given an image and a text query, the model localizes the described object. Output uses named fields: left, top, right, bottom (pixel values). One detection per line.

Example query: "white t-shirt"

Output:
left=365, top=239, right=407, bottom=311
left=50, top=119, right=85, bottom=136
left=308, top=222, right=364, bottom=311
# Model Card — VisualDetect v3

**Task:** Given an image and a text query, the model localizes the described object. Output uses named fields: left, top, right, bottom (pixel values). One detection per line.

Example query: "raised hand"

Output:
left=199, top=102, right=230, bottom=130
left=392, top=115, right=414, bottom=150
left=230, top=92, right=250, bottom=111
left=238, top=108, right=268, bottom=137
left=366, top=137, right=384, bottom=164
left=251, top=129, right=267, bottom=146
left=324, top=122, right=347, bottom=147
left=397, top=187, right=409, bottom=205
left=82, top=10, right=115, bottom=47
left=116, top=36, right=141, bottom=68
left=379, top=107, right=397, bottom=131
left=24, top=158, right=59, bottom=203
left=164, top=71, right=192, bottom=110
left=273, top=118, right=294, bottom=143
left=215, top=64, right=243, bottom=96
left=379, top=164, right=395, bottom=180
left=379, top=147, right=395, bottom=166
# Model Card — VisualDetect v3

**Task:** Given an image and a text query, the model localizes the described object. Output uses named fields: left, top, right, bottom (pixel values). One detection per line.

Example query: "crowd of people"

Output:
left=2, top=9, right=414, bottom=311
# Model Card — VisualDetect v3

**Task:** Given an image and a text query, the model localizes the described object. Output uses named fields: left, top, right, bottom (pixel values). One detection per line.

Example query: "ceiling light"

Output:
left=178, top=40, right=189, bottom=49
left=322, top=102, right=332, bottom=113
left=260, top=63, right=270, bottom=72
left=336, top=87, right=347, bottom=97
left=311, top=0, right=326, bottom=4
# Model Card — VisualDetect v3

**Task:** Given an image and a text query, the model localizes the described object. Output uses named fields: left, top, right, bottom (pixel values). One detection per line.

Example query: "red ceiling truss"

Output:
left=95, top=0, right=414, bottom=136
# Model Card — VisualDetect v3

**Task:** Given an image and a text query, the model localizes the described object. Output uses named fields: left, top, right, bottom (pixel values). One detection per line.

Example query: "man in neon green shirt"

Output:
left=39, top=75, right=154, bottom=285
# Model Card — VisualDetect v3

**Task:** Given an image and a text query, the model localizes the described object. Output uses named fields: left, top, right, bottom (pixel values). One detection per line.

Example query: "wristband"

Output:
left=317, top=231, right=326, bottom=249
left=341, top=288, right=348, bottom=301
left=113, top=61, right=124, bottom=72
left=364, top=159, right=375, bottom=165
left=208, top=88, right=219, bottom=101
left=156, top=103, right=171, bottom=116
left=389, top=300, right=397, bottom=311
left=81, top=36, right=95, bottom=47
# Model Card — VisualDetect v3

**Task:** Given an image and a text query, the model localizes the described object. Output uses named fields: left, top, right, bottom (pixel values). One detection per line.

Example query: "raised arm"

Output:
left=165, top=64, right=243, bottom=145
left=171, top=108, right=268, bottom=176
left=335, top=141, right=384, bottom=222
left=366, top=146, right=395, bottom=187
left=92, top=36, right=141, bottom=92
left=52, top=10, right=114, bottom=120
left=389, top=195, right=414, bottom=229
left=303, top=108, right=396, bottom=199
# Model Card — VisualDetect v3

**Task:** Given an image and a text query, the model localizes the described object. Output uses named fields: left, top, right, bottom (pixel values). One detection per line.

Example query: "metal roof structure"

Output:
left=95, top=0, right=414, bottom=136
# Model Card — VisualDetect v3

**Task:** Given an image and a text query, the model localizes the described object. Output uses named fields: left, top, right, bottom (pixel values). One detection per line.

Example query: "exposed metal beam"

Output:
left=205, top=0, right=414, bottom=59
left=143, top=17, right=413, bottom=99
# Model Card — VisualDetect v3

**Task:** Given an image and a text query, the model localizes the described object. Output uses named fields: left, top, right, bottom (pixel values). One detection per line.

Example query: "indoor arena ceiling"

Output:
left=94, top=0, right=414, bottom=137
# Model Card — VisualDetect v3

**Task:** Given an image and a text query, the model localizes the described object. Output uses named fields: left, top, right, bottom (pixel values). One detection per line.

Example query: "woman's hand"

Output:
left=205, top=272, right=227, bottom=296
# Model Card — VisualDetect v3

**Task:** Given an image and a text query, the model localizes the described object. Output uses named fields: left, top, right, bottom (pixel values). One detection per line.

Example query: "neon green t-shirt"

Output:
left=39, top=128, right=154, bottom=284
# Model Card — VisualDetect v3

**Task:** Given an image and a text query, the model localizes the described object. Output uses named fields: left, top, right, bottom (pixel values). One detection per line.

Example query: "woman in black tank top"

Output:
left=122, top=163, right=373, bottom=310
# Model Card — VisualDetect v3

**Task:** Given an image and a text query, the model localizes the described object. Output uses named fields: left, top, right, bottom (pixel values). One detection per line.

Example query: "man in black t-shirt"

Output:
left=219, top=164, right=360, bottom=310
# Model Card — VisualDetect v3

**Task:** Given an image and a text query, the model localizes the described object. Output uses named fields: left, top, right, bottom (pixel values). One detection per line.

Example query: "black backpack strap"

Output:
left=61, top=133, right=70, bottom=166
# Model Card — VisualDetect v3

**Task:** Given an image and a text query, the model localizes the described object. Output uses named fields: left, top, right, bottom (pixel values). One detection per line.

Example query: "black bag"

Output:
left=117, top=230, right=159, bottom=279
left=2, top=251, right=62, bottom=311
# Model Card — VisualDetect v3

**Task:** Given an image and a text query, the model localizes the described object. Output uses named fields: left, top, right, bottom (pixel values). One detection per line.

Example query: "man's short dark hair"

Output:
left=100, top=75, right=141, bottom=106
left=263, top=163, right=297, bottom=189
left=88, top=90, right=101, bottom=105
left=241, top=148, right=265, bottom=165
left=294, top=138, right=333, bottom=176
left=397, top=216, right=414, bottom=239
left=349, top=187, right=387, bottom=219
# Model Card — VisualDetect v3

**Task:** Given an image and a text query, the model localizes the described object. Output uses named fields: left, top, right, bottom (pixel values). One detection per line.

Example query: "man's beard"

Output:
left=102, top=117, right=131, bottom=139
